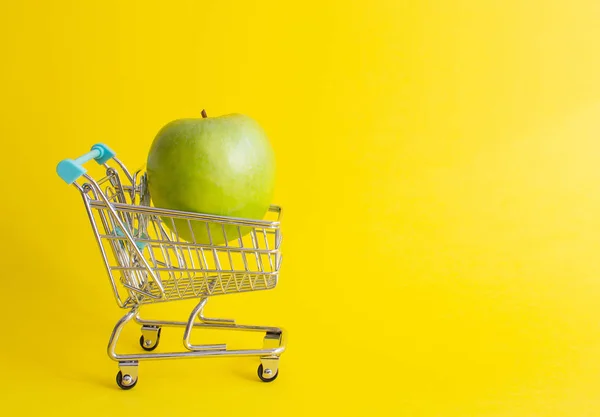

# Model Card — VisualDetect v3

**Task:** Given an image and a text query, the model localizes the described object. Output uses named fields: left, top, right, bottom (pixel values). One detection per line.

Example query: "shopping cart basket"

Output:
left=56, top=143, right=286, bottom=390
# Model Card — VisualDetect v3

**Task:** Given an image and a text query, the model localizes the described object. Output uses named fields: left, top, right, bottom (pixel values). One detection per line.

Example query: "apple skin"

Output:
left=146, top=113, right=276, bottom=245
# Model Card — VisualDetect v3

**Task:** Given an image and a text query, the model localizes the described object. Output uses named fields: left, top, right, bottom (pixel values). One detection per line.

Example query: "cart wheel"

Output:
left=140, top=327, right=161, bottom=351
left=257, top=364, right=279, bottom=382
left=116, top=371, right=138, bottom=390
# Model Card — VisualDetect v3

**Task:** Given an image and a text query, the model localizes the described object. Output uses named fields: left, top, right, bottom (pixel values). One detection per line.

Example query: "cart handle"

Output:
left=56, top=143, right=116, bottom=184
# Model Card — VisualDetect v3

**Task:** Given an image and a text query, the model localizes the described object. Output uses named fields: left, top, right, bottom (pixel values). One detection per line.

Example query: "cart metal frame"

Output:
left=57, top=143, right=286, bottom=389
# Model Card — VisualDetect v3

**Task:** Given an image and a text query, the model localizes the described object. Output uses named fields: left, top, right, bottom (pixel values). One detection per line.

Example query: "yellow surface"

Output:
left=2, top=0, right=600, bottom=415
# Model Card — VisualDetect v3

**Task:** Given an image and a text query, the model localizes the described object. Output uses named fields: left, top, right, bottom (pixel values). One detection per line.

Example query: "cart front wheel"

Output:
left=116, top=371, right=138, bottom=390
left=257, top=364, right=279, bottom=382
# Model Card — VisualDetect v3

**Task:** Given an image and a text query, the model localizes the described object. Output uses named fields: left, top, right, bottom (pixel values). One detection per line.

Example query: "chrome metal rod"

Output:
left=98, top=236, right=279, bottom=253
left=88, top=200, right=282, bottom=228
left=135, top=318, right=282, bottom=333
left=107, top=307, right=138, bottom=361
left=134, top=311, right=280, bottom=333
left=110, top=347, right=285, bottom=362
left=183, top=298, right=227, bottom=351
left=198, top=310, right=235, bottom=325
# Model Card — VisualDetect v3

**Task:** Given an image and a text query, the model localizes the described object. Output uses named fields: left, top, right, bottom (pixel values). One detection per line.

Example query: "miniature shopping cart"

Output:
left=56, top=143, right=286, bottom=390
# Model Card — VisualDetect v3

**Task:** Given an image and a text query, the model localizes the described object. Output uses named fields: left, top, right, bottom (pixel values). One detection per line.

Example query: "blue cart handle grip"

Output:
left=57, top=143, right=116, bottom=184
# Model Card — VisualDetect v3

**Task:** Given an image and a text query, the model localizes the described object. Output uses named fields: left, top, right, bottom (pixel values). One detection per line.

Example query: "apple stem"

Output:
left=201, top=109, right=207, bottom=118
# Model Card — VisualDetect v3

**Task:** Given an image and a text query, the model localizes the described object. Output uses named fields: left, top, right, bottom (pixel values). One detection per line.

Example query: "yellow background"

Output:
left=2, top=0, right=600, bottom=415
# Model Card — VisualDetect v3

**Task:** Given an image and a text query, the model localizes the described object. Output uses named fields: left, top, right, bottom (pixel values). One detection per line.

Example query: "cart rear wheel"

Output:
left=116, top=371, right=138, bottom=390
left=140, top=327, right=161, bottom=351
left=257, top=364, right=279, bottom=382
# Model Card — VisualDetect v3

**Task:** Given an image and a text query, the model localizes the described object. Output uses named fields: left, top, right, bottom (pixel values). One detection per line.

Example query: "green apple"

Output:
left=146, top=112, right=276, bottom=245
